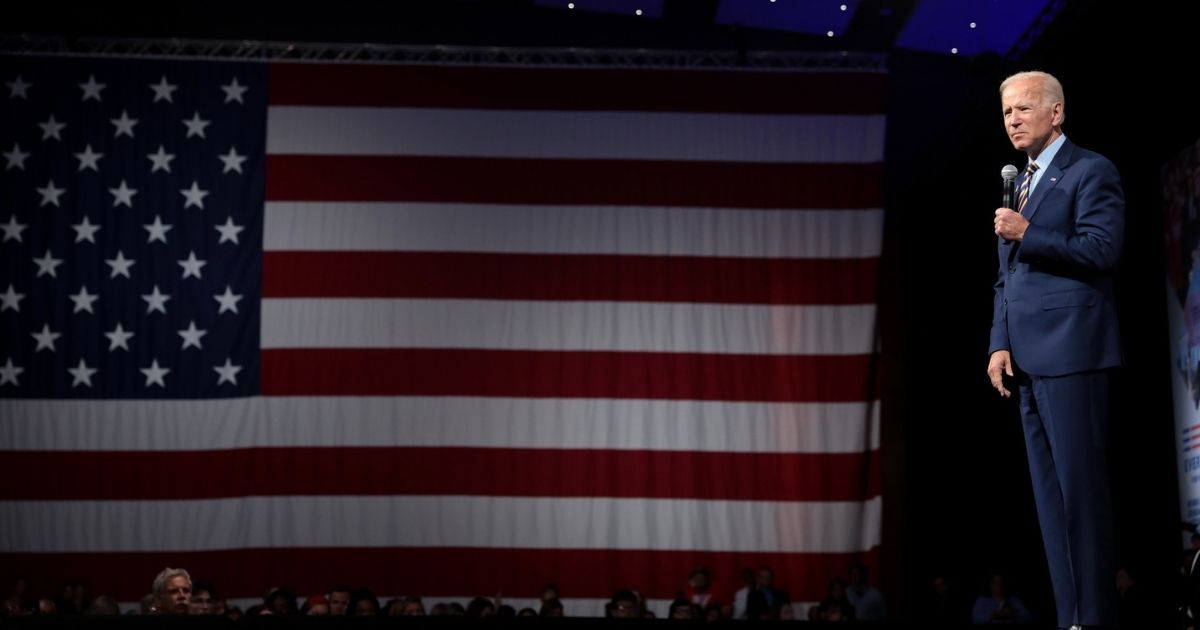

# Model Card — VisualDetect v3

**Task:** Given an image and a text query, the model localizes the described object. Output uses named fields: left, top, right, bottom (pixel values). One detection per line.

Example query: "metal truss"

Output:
left=0, top=35, right=886, bottom=72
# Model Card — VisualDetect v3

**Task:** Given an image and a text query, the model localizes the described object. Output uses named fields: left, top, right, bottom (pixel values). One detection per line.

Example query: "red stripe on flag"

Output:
left=259, top=349, right=876, bottom=402
left=264, top=155, right=883, bottom=209
left=0, top=448, right=881, bottom=502
left=269, top=63, right=886, bottom=114
left=262, top=252, right=878, bottom=305
left=0, top=547, right=880, bottom=602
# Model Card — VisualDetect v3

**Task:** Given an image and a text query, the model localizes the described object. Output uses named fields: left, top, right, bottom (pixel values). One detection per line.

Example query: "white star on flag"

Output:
left=140, top=359, right=170, bottom=388
left=178, top=320, right=207, bottom=350
left=79, top=75, right=106, bottom=101
left=105, top=251, right=136, bottom=278
left=150, top=76, right=178, bottom=103
left=1, top=216, right=26, bottom=242
left=218, top=146, right=246, bottom=173
left=147, top=145, right=175, bottom=173
left=215, top=217, right=244, bottom=244
left=69, top=285, right=99, bottom=314
left=105, top=322, right=134, bottom=352
left=1, top=284, right=24, bottom=312
left=183, top=111, right=211, bottom=138
left=214, top=285, right=243, bottom=314
left=109, top=180, right=138, bottom=207
left=141, top=286, right=171, bottom=314
left=4, top=143, right=30, bottom=170
left=32, top=250, right=63, bottom=277
left=178, top=251, right=207, bottom=279
left=6, top=75, right=30, bottom=99
left=39, top=114, right=66, bottom=141
left=180, top=181, right=209, bottom=209
left=221, top=77, right=248, bottom=104
left=143, top=216, right=172, bottom=244
left=68, top=358, right=97, bottom=388
left=74, top=144, right=104, bottom=171
left=111, top=110, right=138, bottom=137
left=31, top=324, right=60, bottom=352
left=37, top=180, right=66, bottom=207
left=214, top=358, right=243, bottom=385
left=71, top=216, right=101, bottom=243
left=0, top=358, right=23, bottom=387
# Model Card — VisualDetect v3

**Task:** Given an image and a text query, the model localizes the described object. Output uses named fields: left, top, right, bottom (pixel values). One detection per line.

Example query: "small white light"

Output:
left=827, top=30, right=835, bottom=37
left=635, top=8, right=643, bottom=15
left=969, top=21, right=977, bottom=28
left=951, top=47, right=958, bottom=54
left=770, top=0, right=777, bottom=3
left=840, top=4, right=847, bottom=10
left=567, top=2, right=574, bottom=7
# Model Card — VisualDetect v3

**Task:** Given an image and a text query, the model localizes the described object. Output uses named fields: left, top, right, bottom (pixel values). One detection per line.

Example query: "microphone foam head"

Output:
left=1001, top=164, right=1019, bottom=181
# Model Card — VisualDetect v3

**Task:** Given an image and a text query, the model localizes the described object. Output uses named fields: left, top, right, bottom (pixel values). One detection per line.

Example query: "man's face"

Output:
left=162, top=576, right=191, bottom=614
left=1002, top=78, right=1062, bottom=156
left=757, top=570, right=773, bottom=588
left=329, top=591, right=350, bottom=616
left=188, top=589, right=213, bottom=615
left=402, top=602, right=425, bottom=616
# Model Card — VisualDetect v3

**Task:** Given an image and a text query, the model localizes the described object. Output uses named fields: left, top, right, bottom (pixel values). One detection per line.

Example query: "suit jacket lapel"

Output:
left=1022, top=138, right=1073, bottom=222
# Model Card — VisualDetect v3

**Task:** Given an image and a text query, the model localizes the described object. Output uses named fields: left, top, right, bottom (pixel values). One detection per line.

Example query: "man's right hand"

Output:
left=988, top=350, right=1014, bottom=398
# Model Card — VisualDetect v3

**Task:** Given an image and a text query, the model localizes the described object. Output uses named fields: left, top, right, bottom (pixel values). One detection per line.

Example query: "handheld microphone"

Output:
left=1000, top=165, right=1019, bottom=244
left=1001, top=164, right=1018, bottom=209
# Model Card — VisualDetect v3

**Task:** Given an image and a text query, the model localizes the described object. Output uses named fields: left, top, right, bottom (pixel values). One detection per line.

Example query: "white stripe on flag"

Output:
left=267, top=106, right=886, bottom=163
left=0, top=495, right=882, bottom=554
left=0, top=398, right=879, bottom=453
left=261, top=299, right=877, bottom=355
left=264, top=202, right=884, bottom=258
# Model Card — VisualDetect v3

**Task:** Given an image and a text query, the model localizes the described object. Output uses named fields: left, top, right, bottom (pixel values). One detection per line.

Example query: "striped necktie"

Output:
left=1017, top=162, right=1039, bottom=215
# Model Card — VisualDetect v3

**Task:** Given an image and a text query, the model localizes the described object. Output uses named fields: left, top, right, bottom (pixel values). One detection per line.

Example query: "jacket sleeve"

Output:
left=988, top=248, right=1010, bottom=355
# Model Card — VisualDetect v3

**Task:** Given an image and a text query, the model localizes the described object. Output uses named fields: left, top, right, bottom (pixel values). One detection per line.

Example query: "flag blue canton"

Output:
left=0, top=57, right=264, bottom=398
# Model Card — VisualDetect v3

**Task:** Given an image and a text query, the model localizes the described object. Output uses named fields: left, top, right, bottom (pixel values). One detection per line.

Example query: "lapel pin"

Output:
left=1050, top=177, right=1057, bottom=182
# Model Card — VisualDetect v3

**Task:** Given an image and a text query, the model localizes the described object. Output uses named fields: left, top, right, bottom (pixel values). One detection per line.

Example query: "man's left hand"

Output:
left=994, top=207, right=1029, bottom=241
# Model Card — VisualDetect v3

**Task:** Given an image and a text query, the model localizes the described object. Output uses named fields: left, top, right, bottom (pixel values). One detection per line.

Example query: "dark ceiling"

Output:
left=5, top=0, right=1060, bottom=60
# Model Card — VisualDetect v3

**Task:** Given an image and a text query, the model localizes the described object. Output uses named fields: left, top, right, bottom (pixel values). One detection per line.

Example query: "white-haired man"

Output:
left=151, top=567, right=193, bottom=615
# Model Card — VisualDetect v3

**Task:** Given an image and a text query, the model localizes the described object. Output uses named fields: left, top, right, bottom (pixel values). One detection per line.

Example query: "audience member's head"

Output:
left=540, top=597, right=564, bottom=617
left=349, top=589, right=380, bottom=616
left=757, top=567, right=775, bottom=588
left=399, top=596, right=425, bottom=616
left=83, top=595, right=120, bottom=616
left=607, top=589, right=640, bottom=618
left=328, top=585, right=352, bottom=616
left=668, top=598, right=694, bottom=620
left=265, top=588, right=297, bottom=616
left=302, top=594, right=329, bottom=616
left=517, top=607, right=538, bottom=617
left=188, top=581, right=216, bottom=615
left=850, top=563, right=869, bottom=587
left=465, top=597, right=496, bottom=618
left=151, top=568, right=192, bottom=615
left=689, top=566, right=710, bottom=591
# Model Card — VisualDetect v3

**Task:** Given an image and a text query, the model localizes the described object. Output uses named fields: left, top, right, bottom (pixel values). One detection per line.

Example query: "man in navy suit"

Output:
left=988, top=70, right=1124, bottom=630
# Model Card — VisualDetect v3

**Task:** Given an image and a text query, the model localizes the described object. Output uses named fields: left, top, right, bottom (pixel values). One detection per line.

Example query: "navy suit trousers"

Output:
left=1018, top=369, right=1117, bottom=628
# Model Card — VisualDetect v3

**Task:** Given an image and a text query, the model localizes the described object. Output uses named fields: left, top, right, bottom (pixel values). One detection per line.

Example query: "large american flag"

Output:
left=0, top=54, right=884, bottom=614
